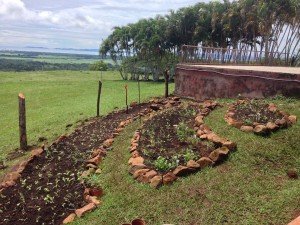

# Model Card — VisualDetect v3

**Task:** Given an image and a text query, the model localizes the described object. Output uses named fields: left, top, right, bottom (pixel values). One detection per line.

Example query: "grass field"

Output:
left=0, top=70, right=173, bottom=161
left=73, top=98, right=300, bottom=225
left=0, top=70, right=299, bottom=224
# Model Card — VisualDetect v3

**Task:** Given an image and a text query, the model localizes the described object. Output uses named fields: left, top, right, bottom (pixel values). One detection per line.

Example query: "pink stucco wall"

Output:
left=175, top=65, right=300, bottom=100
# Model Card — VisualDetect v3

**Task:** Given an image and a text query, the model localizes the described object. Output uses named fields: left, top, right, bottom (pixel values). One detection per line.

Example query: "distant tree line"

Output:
left=100, top=0, right=300, bottom=81
left=0, top=59, right=90, bottom=71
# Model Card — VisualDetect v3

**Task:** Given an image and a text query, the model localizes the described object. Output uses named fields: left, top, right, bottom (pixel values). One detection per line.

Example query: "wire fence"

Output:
left=180, top=45, right=292, bottom=66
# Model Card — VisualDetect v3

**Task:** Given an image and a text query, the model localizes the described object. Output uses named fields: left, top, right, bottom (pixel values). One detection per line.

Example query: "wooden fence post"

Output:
left=97, top=81, right=102, bottom=117
left=164, top=70, right=169, bottom=98
left=138, top=75, right=141, bottom=104
left=18, top=93, right=27, bottom=150
left=125, top=85, right=128, bottom=114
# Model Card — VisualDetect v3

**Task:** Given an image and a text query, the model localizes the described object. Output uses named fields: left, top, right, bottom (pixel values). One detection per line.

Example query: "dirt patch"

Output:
left=0, top=102, right=155, bottom=225
left=139, top=106, right=215, bottom=172
left=225, top=99, right=297, bottom=135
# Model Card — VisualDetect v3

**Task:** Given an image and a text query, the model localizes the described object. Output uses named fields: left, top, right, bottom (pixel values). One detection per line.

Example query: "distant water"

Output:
left=0, top=46, right=99, bottom=55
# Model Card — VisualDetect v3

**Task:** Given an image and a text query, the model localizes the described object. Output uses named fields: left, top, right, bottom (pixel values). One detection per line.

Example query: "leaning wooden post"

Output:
left=97, top=81, right=102, bottom=117
left=18, top=93, right=27, bottom=150
left=125, top=84, right=128, bottom=114
left=164, top=69, right=169, bottom=98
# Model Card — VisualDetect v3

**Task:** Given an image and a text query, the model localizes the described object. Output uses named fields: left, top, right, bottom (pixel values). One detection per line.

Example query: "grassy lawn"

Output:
left=73, top=98, right=300, bottom=225
left=0, top=70, right=173, bottom=161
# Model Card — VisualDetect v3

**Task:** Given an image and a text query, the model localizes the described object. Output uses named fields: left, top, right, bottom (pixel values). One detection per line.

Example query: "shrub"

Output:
left=89, top=60, right=108, bottom=71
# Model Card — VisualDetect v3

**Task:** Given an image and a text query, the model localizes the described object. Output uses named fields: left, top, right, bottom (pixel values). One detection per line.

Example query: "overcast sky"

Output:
left=0, top=0, right=206, bottom=50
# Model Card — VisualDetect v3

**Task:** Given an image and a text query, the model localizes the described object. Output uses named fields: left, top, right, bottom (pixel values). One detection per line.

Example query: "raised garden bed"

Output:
left=225, top=99, right=297, bottom=135
left=128, top=100, right=237, bottom=188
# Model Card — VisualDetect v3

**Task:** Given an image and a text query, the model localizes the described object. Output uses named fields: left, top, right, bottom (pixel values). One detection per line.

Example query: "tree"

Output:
left=89, top=61, right=108, bottom=71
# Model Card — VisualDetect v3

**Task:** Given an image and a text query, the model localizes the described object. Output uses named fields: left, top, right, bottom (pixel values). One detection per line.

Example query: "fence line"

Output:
left=180, top=45, right=290, bottom=66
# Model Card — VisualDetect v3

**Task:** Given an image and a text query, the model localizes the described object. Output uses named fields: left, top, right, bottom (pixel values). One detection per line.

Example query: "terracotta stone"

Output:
left=253, top=125, right=268, bottom=135
left=173, top=166, right=194, bottom=176
left=288, top=115, right=297, bottom=124
left=200, top=134, right=208, bottom=139
left=227, top=112, right=235, bottom=117
left=268, top=103, right=277, bottom=112
left=128, top=156, right=144, bottom=166
left=222, top=141, right=237, bottom=151
left=209, top=147, right=230, bottom=162
left=137, top=170, right=158, bottom=183
left=86, top=155, right=102, bottom=166
left=131, top=151, right=140, bottom=158
left=203, top=100, right=218, bottom=109
left=162, top=172, right=177, bottom=185
left=91, top=148, right=107, bottom=158
left=129, top=164, right=147, bottom=175
left=165, top=102, right=173, bottom=108
left=199, top=124, right=212, bottom=134
left=31, top=148, right=44, bottom=157
left=206, top=133, right=227, bottom=145
left=103, top=138, right=114, bottom=148
left=196, top=129, right=204, bottom=137
left=195, top=115, right=204, bottom=126
left=95, top=168, right=102, bottom=174
left=240, top=125, right=254, bottom=133
left=86, top=163, right=98, bottom=169
left=200, top=107, right=211, bottom=116
left=288, top=215, right=300, bottom=225
left=133, top=169, right=150, bottom=179
left=119, top=121, right=126, bottom=128
left=197, top=157, right=213, bottom=168
left=150, top=175, right=163, bottom=188
left=187, top=160, right=200, bottom=169
left=85, top=195, right=101, bottom=205
left=62, top=213, right=76, bottom=224
left=150, top=104, right=160, bottom=111
left=130, top=146, right=137, bottom=153
left=266, top=122, right=279, bottom=131
left=131, top=142, right=138, bottom=147
left=275, top=118, right=287, bottom=127
left=130, top=101, right=138, bottom=107
left=116, top=127, right=124, bottom=133
left=75, top=203, right=96, bottom=218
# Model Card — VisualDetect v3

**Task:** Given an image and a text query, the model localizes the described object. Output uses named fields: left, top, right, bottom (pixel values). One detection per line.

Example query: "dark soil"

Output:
left=232, top=100, right=282, bottom=124
left=0, top=103, right=153, bottom=225
left=139, top=105, right=215, bottom=172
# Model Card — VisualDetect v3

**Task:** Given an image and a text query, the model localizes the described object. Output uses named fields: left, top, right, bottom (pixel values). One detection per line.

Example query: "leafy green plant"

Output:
left=154, top=156, right=179, bottom=172
left=176, top=122, right=195, bottom=142
left=244, top=118, right=253, bottom=126
left=183, top=149, right=198, bottom=162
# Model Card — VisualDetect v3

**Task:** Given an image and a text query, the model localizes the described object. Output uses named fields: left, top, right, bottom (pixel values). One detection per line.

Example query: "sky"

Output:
left=0, top=0, right=206, bottom=52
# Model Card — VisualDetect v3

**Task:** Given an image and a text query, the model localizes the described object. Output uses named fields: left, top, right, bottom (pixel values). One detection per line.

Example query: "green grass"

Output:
left=74, top=98, right=300, bottom=225
left=0, top=70, right=174, bottom=160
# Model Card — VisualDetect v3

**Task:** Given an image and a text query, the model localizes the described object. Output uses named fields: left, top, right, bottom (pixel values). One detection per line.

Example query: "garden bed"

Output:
left=128, top=100, right=237, bottom=188
left=0, top=101, right=162, bottom=225
left=225, top=99, right=297, bottom=135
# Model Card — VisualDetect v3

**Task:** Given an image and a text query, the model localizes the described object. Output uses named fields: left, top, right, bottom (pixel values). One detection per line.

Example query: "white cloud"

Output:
left=0, top=0, right=205, bottom=50
left=0, top=0, right=110, bottom=29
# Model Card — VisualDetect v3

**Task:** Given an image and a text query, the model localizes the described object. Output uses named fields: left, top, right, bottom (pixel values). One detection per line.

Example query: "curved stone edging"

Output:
left=225, top=100, right=297, bottom=135
left=62, top=97, right=180, bottom=223
left=128, top=100, right=237, bottom=189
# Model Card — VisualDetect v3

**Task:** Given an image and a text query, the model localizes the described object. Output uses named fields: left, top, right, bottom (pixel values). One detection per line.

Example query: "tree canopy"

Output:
left=100, top=0, right=300, bottom=80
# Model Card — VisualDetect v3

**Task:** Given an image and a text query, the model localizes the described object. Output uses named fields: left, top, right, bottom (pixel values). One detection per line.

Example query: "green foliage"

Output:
left=0, top=58, right=89, bottom=71
left=176, top=122, right=195, bottom=142
left=154, top=156, right=179, bottom=172
left=183, top=149, right=198, bottom=162
left=89, top=60, right=108, bottom=71
left=100, top=0, right=299, bottom=76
